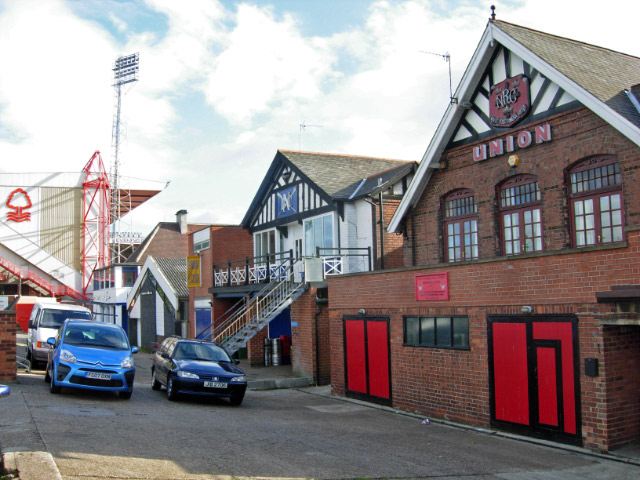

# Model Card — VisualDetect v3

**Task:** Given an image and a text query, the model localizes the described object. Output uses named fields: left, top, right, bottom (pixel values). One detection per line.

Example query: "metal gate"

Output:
left=343, top=316, right=391, bottom=406
left=488, top=315, right=581, bottom=445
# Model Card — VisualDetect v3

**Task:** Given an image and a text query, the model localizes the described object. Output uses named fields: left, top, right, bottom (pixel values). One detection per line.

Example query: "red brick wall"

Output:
left=329, top=106, right=640, bottom=452
left=247, top=328, right=268, bottom=366
left=0, top=311, right=17, bottom=381
left=329, top=228, right=640, bottom=450
left=137, top=225, right=188, bottom=266
left=188, top=226, right=253, bottom=338
left=373, top=197, right=405, bottom=270
left=404, top=108, right=640, bottom=267
left=290, top=287, right=330, bottom=384
left=601, top=326, right=640, bottom=449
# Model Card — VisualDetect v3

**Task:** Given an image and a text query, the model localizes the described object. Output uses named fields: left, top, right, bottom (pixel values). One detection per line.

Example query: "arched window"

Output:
left=443, top=189, right=478, bottom=262
left=568, top=156, right=623, bottom=247
left=498, top=174, right=542, bottom=255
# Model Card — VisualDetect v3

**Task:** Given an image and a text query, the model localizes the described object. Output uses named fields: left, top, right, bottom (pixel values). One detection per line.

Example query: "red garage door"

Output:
left=343, top=316, right=391, bottom=405
left=488, top=315, right=580, bottom=445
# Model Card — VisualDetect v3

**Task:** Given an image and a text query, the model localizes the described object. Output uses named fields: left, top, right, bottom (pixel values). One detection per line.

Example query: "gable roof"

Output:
left=494, top=20, right=640, bottom=129
left=126, top=222, right=207, bottom=264
left=241, top=150, right=414, bottom=228
left=388, top=19, right=640, bottom=233
left=282, top=150, right=412, bottom=198
left=125, top=256, right=187, bottom=311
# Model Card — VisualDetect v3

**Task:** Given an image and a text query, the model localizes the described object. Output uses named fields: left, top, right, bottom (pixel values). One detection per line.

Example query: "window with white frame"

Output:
left=569, top=156, right=624, bottom=247
left=304, top=214, right=333, bottom=256
left=193, top=228, right=210, bottom=253
left=254, top=230, right=276, bottom=262
left=499, top=174, right=543, bottom=255
left=443, top=189, right=478, bottom=262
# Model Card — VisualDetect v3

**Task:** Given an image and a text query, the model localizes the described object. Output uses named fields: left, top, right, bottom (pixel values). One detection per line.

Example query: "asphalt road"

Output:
left=2, top=337, right=638, bottom=479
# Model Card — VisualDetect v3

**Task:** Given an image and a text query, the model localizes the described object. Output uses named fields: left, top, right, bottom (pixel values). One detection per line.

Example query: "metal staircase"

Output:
left=197, top=261, right=305, bottom=355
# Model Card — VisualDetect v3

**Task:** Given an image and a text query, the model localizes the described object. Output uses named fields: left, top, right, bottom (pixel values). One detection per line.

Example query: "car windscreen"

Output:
left=173, top=342, right=231, bottom=362
left=63, top=324, right=129, bottom=350
left=40, top=309, right=92, bottom=328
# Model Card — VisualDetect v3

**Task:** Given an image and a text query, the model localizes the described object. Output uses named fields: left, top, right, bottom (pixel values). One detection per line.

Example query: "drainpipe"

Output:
left=378, top=191, right=385, bottom=270
left=314, top=295, right=328, bottom=386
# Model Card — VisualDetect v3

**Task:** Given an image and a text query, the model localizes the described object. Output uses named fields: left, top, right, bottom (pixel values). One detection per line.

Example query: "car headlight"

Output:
left=177, top=371, right=199, bottom=379
left=121, top=355, right=134, bottom=369
left=60, top=349, right=76, bottom=364
left=230, top=375, right=246, bottom=382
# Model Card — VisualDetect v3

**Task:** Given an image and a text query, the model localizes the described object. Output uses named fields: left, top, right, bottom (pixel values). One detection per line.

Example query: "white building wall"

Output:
left=155, top=291, right=164, bottom=336
left=0, top=172, right=88, bottom=294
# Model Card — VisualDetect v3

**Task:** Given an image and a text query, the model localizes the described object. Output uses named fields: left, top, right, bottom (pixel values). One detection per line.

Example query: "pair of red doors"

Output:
left=343, top=316, right=391, bottom=405
left=488, top=315, right=581, bottom=444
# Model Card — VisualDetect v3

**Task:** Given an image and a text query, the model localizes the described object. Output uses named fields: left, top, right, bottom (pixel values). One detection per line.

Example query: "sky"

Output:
left=1, top=0, right=638, bottom=237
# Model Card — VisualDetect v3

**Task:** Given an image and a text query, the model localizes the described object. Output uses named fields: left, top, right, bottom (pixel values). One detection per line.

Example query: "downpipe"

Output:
left=315, top=295, right=328, bottom=386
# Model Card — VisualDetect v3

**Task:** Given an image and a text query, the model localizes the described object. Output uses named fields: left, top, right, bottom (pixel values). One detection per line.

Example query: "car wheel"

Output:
left=49, top=366, right=61, bottom=394
left=151, top=368, right=161, bottom=391
left=230, top=393, right=244, bottom=406
left=166, top=375, right=177, bottom=401
left=44, top=363, right=50, bottom=382
left=119, top=390, right=133, bottom=400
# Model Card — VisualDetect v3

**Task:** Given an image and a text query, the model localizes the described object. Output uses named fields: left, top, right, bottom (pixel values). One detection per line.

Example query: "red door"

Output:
left=344, top=316, right=391, bottom=405
left=488, top=315, right=580, bottom=444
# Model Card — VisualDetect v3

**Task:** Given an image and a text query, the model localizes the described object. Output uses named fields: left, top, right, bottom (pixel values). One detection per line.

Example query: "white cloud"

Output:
left=1, top=0, right=639, bottom=237
left=202, top=3, right=337, bottom=124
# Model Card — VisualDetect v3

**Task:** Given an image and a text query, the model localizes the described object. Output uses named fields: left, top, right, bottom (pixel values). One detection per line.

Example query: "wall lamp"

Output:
left=521, top=305, right=534, bottom=314
left=358, top=309, right=366, bottom=315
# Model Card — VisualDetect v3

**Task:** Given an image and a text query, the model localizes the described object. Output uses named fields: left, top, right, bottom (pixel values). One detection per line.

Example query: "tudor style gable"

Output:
left=243, top=151, right=333, bottom=233
left=389, top=19, right=640, bottom=234
left=450, top=45, right=577, bottom=147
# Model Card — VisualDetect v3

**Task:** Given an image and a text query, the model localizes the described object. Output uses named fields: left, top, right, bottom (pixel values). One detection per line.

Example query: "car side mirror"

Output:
left=131, top=347, right=138, bottom=354
left=46, top=337, right=56, bottom=347
left=233, top=359, right=239, bottom=365
left=28, top=320, right=34, bottom=329
left=161, top=352, right=170, bottom=359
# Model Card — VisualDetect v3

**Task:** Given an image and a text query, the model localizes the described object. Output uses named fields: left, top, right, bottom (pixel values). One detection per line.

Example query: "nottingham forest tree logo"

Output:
left=6, top=188, right=33, bottom=222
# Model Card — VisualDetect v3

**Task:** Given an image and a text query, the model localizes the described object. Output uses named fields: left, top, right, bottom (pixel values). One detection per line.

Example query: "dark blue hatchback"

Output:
left=152, top=337, right=247, bottom=405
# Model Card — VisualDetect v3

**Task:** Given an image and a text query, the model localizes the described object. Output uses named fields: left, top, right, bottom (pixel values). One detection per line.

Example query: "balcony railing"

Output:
left=212, top=247, right=373, bottom=287
left=317, top=247, right=372, bottom=277
left=213, top=251, right=295, bottom=288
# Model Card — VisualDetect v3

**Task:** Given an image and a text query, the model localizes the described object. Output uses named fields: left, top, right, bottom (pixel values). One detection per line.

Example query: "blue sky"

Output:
left=0, top=0, right=638, bottom=236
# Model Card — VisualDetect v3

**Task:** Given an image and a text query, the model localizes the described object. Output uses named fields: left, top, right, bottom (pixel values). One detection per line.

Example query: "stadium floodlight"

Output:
left=110, top=52, right=140, bottom=264
left=113, top=53, right=139, bottom=86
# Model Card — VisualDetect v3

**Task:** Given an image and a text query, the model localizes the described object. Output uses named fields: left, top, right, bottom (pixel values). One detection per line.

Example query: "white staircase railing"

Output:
left=200, top=261, right=304, bottom=355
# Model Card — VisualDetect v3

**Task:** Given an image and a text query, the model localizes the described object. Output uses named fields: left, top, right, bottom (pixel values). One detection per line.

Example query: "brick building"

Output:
left=206, top=150, right=416, bottom=383
left=93, top=209, right=208, bottom=345
left=328, top=19, right=640, bottom=451
left=187, top=225, right=252, bottom=339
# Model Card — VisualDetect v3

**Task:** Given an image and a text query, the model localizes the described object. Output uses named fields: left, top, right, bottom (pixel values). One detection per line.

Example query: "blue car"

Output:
left=0, top=384, right=9, bottom=398
left=45, top=320, right=137, bottom=399
left=152, top=337, right=247, bottom=405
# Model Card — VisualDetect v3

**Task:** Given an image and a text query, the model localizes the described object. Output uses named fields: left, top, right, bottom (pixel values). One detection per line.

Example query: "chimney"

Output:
left=176, top=209, right=188, bottom=234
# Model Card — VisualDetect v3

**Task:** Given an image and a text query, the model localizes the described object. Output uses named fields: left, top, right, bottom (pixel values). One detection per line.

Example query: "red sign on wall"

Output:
left=489, top=75, right=530, bottom=128
left=6, top=188, right=32, bottom=223
left=415, top=273, right=449, bottom=301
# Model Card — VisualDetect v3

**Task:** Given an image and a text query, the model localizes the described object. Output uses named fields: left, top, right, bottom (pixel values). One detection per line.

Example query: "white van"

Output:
left=27, top=301, right=92, bottom=367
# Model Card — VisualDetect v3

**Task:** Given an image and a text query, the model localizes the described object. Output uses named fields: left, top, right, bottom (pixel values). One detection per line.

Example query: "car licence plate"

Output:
left=204, top=381, right=227, bottom=389
left=87, top=372, right=111, bottom=380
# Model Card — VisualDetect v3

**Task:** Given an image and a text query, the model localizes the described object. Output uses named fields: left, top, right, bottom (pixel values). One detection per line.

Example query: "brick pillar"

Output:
left=0, top=310, right=17, bottom=381
left=247, top=327, right=268, bottom=366
left=290, top=287, right=331, bottom=385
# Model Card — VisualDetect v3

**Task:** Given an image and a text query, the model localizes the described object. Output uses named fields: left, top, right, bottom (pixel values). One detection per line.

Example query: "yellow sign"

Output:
left=187, top=255, right=201, bottom=288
